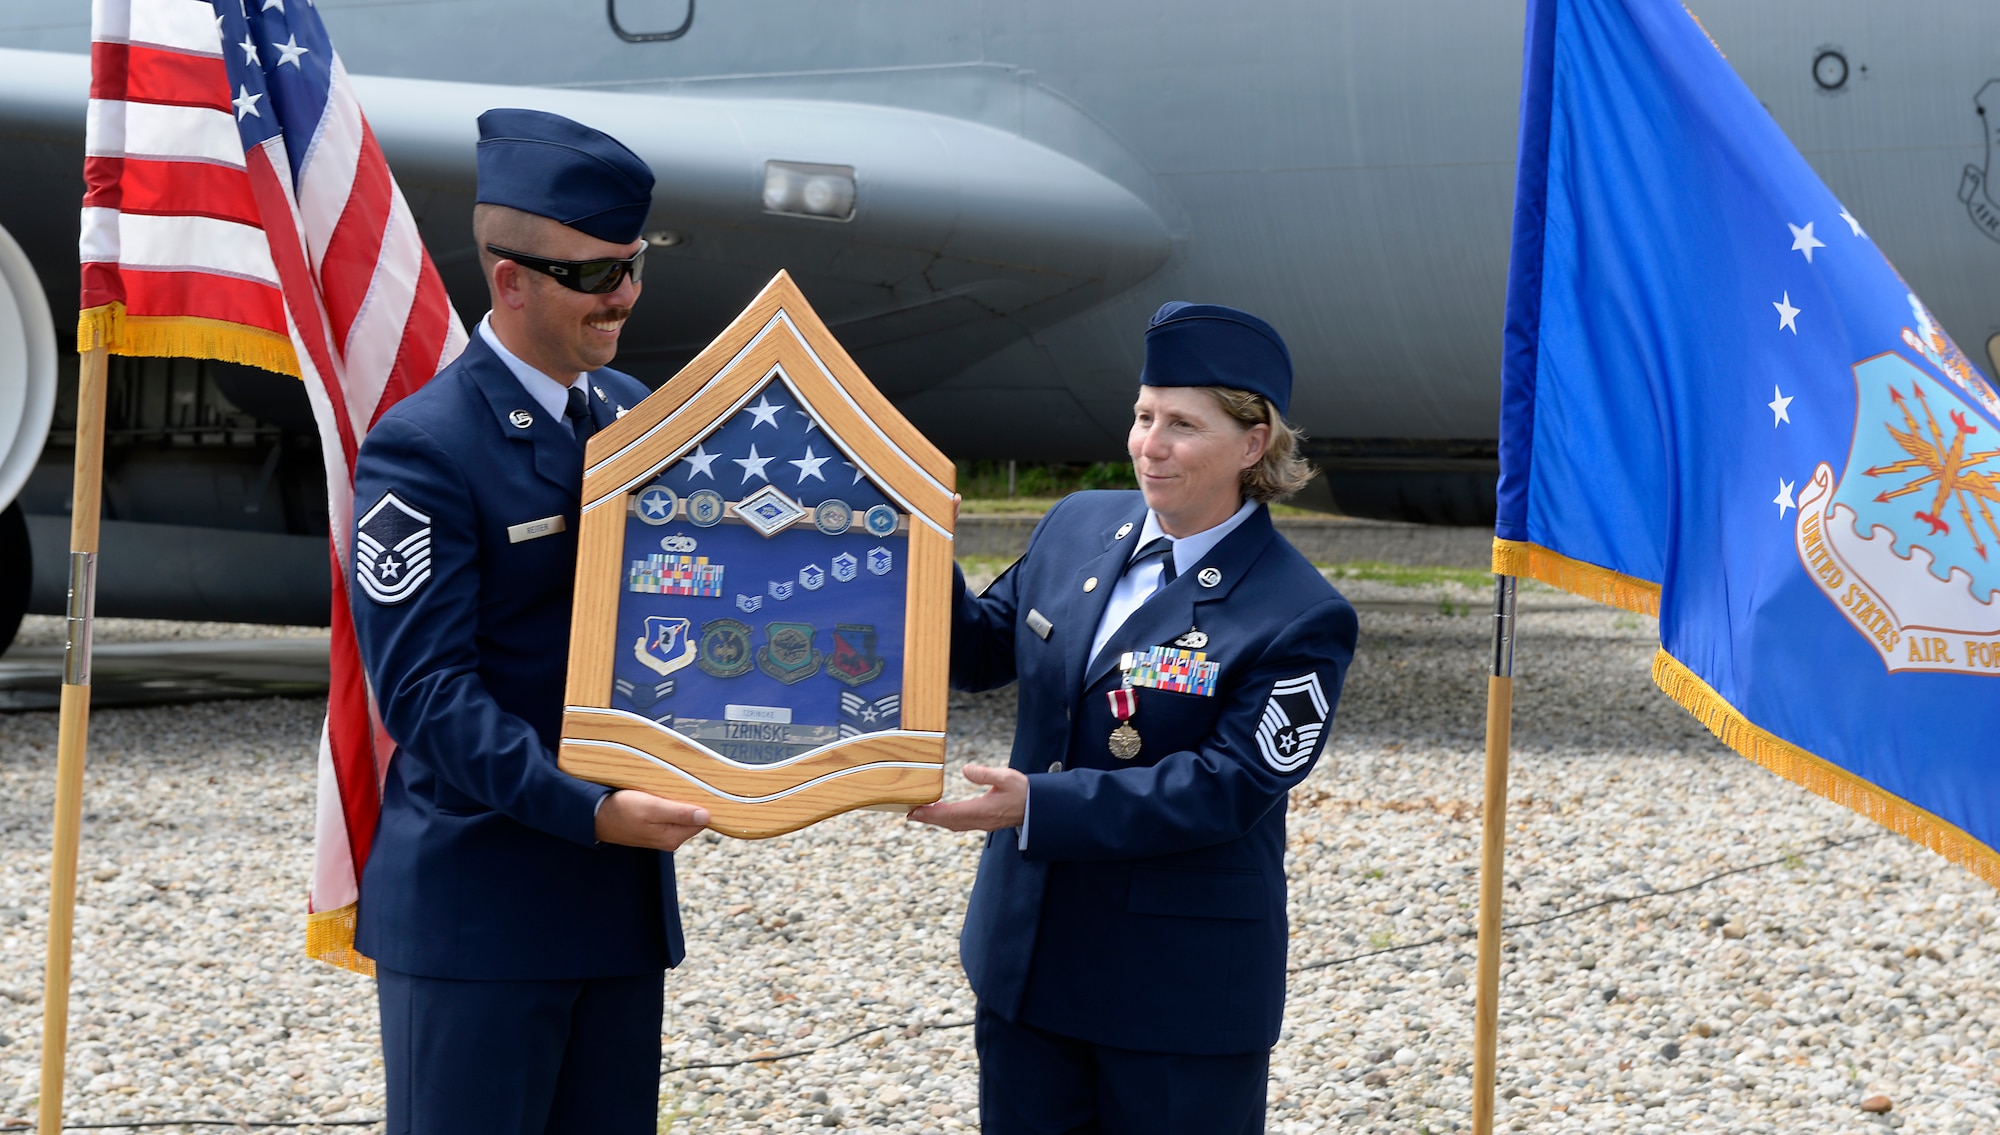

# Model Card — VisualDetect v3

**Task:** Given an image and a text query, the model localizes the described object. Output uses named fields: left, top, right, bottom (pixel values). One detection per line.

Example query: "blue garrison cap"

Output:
left=1140, top=302, right=1294, bottom=416
left=475, top=109, right=654, bottom=245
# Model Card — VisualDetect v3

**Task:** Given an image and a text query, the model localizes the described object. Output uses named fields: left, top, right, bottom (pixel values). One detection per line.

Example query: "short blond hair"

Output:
left=1196, top=386, right=1316, bottom=502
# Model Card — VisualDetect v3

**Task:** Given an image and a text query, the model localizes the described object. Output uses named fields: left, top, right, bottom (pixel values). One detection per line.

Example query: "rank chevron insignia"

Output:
left=1254, top=673, right=1329, bottom=773
left=355, top=492, right=433, bottom=605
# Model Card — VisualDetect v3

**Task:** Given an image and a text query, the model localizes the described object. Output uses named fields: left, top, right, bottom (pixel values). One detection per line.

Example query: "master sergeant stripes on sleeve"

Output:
left=355, top=492, right=435, bottom=605
left=1255, top=672, right=1330, bottom=773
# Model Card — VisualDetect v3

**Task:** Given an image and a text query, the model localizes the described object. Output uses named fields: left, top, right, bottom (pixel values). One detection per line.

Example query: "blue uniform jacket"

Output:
left=951, top=490, right=1357, bottom=1055
left=349, top=333, right=684, bottom=981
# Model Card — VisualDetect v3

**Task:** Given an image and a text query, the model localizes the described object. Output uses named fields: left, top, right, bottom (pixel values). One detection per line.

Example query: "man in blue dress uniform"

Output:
left=349, top=109, right=710, bottom=1135
left=911, top=303, right=1359, bottom=1134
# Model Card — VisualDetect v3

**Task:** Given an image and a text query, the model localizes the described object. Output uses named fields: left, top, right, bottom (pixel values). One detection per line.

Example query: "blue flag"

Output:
left=1497, top=0, right=2000, bottom=883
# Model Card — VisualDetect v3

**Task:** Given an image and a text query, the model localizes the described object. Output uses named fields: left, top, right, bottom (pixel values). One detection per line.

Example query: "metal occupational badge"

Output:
left=356, top=492, right=434, bottom=605
left=827, top=623, right=886, bottom=687
left=1173, top=630, right=1209, bottom=649
left=697, top=618, right=755, bottom=677
left=757, top=622, right=824, bottom=684
left=686, top=489, right=725, bottom=527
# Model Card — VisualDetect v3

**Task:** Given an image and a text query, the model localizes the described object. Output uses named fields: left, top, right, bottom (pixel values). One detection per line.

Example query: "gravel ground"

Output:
left=0, top=577, right=1994, bottom=1133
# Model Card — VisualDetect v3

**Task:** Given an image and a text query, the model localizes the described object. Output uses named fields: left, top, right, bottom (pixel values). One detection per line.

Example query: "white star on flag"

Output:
left=261, top=0, right=285, bottom=11
left=681, top=442, right=719, bottom=480
left=796, top=409, right=818, bottom=434
left=734, top=444, right=774, bottom=483
left=746, top=394, right=785, bottom=429
left=232, top=85, right=264, bottom=120
left=275, top=34, right=310, bottom=67
left=1769, top=386, right=1793, bottom=426
left=1787, top=221, right=1824, bottom=263
left=843, top=461, right=865, bottom=485
left=237, top=35, right=260, bottom=66
left=1773, top=292, right=1800, bottom=334
left=1774, top=478, right=1796, bottom=518
left=789, top=444, right=830, bottom=483
left=1839, top=207, right=1864, bottom=237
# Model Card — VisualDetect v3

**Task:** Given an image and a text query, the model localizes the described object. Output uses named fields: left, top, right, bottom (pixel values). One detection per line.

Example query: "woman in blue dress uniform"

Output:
left=910, top=302, right=1359, bottom=1135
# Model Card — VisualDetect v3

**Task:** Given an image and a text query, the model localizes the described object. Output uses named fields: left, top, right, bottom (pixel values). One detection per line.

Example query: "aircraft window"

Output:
left=763, top=162, right=857, bottom=222
left=609, top=0, right=694, bottom=43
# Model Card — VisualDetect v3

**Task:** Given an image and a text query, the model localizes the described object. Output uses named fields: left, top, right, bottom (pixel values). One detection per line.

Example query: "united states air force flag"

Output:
left=1496, top=0, right=2000, bottom=883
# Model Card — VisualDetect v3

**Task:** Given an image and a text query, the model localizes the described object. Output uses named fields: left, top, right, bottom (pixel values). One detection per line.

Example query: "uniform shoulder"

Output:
left=371, top=361, right=483, bottom=435
left=1261, top=530, right=1343, bottom=602
left=1043, top=489, right=1144, bottom=529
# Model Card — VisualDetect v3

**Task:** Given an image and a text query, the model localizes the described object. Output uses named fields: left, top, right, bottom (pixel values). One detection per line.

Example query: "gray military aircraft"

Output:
left=0, top=1, right=1997, bottom=650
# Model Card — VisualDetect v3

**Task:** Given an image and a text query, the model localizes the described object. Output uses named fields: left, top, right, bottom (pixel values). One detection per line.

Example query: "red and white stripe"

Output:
left=84, top=0, right=467, bottom=952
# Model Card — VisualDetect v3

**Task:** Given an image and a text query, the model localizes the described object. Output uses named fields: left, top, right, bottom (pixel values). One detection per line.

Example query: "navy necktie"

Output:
left=1130, top=536, right=1176, bottom=585
left=565, top=385, right=596, bottom=446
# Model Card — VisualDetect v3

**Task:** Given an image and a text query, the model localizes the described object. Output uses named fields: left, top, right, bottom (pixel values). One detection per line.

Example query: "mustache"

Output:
left=587, top=305, right=634, bottom=323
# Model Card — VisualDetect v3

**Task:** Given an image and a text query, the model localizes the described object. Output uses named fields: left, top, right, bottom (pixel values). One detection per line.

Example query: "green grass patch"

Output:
left=1323, top=561, right=1495, bottom=590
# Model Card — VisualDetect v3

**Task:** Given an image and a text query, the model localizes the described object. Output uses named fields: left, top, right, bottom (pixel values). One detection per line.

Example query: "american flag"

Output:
left=81, top=0, right=467, bottom=973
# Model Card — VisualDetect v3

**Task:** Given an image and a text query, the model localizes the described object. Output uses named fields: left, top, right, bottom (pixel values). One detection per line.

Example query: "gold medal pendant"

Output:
left=1108, top=722, right=1142, bottom=760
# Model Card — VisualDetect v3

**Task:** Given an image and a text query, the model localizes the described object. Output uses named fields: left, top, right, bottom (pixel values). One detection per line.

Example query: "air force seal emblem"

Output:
left=1795, top=337, right=2000, bottom=675
left=356, top=492, right=433, bottom=605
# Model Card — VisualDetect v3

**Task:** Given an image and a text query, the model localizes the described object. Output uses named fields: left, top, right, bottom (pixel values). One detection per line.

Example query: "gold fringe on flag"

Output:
left=305, top=904, right=376, bottom=977
left=78, top=303, right=300, bottom=378
left=1651, top=648, right=2000, bottom=890
left=1491, top=538, right=1661, bottom=617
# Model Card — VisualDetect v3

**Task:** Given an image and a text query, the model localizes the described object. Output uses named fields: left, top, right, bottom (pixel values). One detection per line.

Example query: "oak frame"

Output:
left=560, top=271, right=955, bottom=838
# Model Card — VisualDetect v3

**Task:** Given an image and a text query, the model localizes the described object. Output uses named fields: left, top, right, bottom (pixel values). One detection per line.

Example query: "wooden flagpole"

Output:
left=1471, top=573, right=1518, bottom=1135
left=38, top=342, right=109, bottom=1134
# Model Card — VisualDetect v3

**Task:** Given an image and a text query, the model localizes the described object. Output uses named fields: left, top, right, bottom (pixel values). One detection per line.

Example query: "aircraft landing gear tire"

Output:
left=0, top=502, right=29, bottom=656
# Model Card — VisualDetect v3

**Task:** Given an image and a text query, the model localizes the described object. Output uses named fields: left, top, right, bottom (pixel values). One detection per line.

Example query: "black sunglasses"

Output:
left=486, top=240, right=647, bottom=294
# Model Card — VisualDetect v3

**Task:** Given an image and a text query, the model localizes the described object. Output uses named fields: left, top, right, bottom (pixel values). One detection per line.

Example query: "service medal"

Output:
left=1106, top=685, right=1141, bottom=760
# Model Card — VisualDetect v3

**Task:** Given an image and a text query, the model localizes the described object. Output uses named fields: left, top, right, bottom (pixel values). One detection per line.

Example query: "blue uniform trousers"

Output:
left=975, top=1005, right=1268, bottom=1135
left=378, top=966, right=663, bottom=1135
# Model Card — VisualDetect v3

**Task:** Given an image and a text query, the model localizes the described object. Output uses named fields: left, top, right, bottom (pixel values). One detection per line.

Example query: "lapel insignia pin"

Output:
left=1115, top=522, right=1134, bottom=539
left=1084, top=576, right=1099, bottom=593
left=508, top=409, right=533, bottom=429
left=1198, top=567, right=1222, bottom=588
